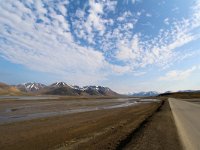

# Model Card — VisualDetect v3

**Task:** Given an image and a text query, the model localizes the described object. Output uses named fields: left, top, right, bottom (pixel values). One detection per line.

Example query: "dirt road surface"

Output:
left=169, top=98, right=200, bottom=150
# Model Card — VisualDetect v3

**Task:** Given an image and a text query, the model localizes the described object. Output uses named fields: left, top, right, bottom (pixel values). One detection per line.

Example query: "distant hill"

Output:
left=6, top=82, right=119, bottom=96
left=159, top=91, right=200, bottom=98
left=129, top=91, right=159, bottom=97
left=0, top=82, right=22, bottom=95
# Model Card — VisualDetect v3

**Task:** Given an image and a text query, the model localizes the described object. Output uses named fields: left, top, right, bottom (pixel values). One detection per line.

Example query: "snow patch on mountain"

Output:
left=16, top=82, right=46, bottom=92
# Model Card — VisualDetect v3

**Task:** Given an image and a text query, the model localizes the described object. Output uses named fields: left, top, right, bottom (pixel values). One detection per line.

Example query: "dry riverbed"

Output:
left=0, top=97, right=160, bottom=150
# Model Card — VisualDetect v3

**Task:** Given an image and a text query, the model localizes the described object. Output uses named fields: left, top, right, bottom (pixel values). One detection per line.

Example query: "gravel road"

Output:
left=169, top=98, right=200, bottom=150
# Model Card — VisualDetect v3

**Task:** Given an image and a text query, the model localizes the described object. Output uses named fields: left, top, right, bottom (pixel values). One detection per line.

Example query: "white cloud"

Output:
left=164, top=18, right=169, bottom=25
left=114, top=1, right=200, bottom=70
left=146, top=13, right=152, bottom=17
left=131, top=0, right=141, bottom=5
left=111, top=65, right=131, bottom=74
left=87, top=2, right=108, bottom=35
left=172, top=7, right=179, bottom=13
left=132, top=0, right=136, bottom=4
left=137, top=12, right=142, bottom=16
left=116, top=34, right=141, bottom=65
left=73, top=0, right=118, bottom=44
left=133, top=71, right=146, bottom=76
left=0, top=0, right=200, bottom=87
left=0, top=0, right=109, bottom=85
left=117, top=11, right=132, bottom=21
left=104, top=1, right=117, bottom=12
left=89, top=0, right=103, bottom=14
left=35, top=0, right=47, bottom=14
left=159, top=66, right=197, bottom=81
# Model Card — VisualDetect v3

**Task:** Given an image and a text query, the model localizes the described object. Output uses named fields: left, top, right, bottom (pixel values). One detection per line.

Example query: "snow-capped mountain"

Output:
left=69, top=85, right=82, bottom=90
left=14, top=82, right=119, bottom=96
left=82, top=86, right=115, bottom=96
left=130, top=91, right=159, bottom=97
left=69, top=85, right=114, bottom=94
left=16, top=82, right=46, bottom=92
left=82, top=86, right=108, bottom=91
left=45, top=84, right=118, bottom=96
left=49, top=82, right=69, bottom=88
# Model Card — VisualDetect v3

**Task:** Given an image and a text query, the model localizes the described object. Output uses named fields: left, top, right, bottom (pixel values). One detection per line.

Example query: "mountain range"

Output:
left=129, top=91, right=159, bottom=97
left=2, top=82, right=199, bottom=97
left=0, top=82, right=119, bottom=96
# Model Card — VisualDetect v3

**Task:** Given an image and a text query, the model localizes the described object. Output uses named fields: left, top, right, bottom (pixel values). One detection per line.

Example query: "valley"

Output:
left=0, top=96, right=160, bottom=150
left=1, top=82, right=200, bottom=150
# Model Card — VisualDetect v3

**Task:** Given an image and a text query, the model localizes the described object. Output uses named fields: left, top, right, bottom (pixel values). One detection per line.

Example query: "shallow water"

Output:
left=0, top=96, right=59, bottom=100
left=0, top=96, right=159, bottom=124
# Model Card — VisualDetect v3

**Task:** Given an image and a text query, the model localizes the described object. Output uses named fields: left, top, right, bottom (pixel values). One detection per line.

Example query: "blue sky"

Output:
left=0, top=0, right=200, bottom=93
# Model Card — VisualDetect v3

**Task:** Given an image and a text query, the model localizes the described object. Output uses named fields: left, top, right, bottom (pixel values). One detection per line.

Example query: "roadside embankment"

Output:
left=123, top=100, right=183, bottom=150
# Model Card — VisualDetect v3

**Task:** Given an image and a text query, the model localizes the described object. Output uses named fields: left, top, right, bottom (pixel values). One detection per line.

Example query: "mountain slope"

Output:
left=0, top=82, right=22, bottom=95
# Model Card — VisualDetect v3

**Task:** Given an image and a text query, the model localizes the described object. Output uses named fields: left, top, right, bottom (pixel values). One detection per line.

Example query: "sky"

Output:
left=0, top=0, right=200, bottom=94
